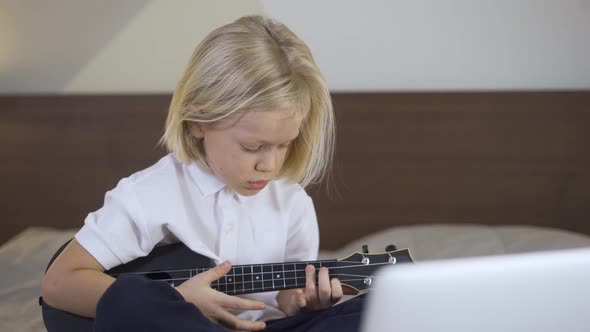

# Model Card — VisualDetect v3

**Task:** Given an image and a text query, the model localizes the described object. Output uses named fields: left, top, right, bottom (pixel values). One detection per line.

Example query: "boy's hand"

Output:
left=277, top=264, right=344, bottom=316
left=175, top=261, right=266, bottom=331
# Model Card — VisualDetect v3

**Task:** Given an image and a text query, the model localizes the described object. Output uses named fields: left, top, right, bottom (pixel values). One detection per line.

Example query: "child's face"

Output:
left=191, top=108, right=303, bottom=196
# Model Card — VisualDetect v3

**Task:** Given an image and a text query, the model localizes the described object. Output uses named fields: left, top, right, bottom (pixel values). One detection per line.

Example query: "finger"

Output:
left=330, top=277, right=344, bottom=303
left=200, top=261, right=231, bottom=283
left=317, top=267, right=332, bottom=308
left=216, top=308, right=266, bottom=331
left=305, top=265, right=318, bottom=304
left=295, top=289, right=307, bottom=309
left=285, top=290, right=305, bottom=316
left=221, top=293, right=266, bottom=311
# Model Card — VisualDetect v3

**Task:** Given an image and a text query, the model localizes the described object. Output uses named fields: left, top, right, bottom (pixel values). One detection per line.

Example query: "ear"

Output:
left=188, top=122, right=205, bottom=139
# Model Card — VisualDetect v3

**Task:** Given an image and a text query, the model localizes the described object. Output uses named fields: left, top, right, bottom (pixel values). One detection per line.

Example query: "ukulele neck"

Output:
left=206, top=260, right=338, bottom=295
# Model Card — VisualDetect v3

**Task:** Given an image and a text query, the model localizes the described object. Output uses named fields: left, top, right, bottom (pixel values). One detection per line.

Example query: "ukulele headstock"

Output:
left=336, top=245, right=414, bottom=293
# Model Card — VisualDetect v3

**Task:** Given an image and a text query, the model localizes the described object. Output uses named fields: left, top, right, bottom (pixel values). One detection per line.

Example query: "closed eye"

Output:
left=241, top=145, right=262, bottom=152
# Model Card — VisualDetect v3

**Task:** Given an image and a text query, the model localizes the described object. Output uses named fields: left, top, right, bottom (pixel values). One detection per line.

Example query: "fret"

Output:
left=295, top=263, right=307, bottom=288
left=263, top=265, right=273, bottom=290
left=234, top=266, right=243, bottom=293
left=253, top=265, right=263, bottom=292
left=281, top=264, right=287, bottom=288
left=261, top=265, right=265, bottom=291
left=326, top=261, right=338, bottom=279
left=285, top=263, right=296, bottom=288
left=271, top=264, right=276, bottom=289
left=227, top=268, right=235, bottom=294
left=243, top=265, right=253, bottom=292
left=217, top=278, right=226, bottom=293
left=273, top=264, right=284, bottom=290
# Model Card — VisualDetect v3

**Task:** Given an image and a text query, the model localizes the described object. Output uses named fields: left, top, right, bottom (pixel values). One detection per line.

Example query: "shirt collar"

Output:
left=186, top=159, right=263, bottom=204
left=187, top=160, right=226, bottom=197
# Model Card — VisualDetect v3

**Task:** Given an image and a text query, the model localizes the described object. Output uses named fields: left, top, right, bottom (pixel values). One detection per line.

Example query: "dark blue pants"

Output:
left=94, top=275, right=366, bottom=332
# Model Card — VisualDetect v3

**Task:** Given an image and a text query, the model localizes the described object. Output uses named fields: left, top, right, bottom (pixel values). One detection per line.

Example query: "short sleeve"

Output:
left=75, top=178, right=156, bottom=270
left=284, top=193, right=319, bottom=262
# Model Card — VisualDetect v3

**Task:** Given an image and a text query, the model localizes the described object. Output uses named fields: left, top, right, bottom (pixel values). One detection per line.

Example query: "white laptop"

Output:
left=361, top=247, right=590, bottom=332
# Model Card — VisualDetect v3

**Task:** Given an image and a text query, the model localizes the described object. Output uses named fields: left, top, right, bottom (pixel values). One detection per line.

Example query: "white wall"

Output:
left=0, top=0, right=264, bottom=94
left=1, top=0, right=589, bottom=93
left=64, top=0, right=263, bottom=93
left=262, top=0, right=590, bottom=91
left=0, top=0, right=150, bottom=93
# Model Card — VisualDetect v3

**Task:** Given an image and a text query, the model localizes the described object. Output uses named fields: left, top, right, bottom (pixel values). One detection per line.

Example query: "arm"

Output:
left=41, top=177, right=153, bottom=317
left=41, top=240, right=267, bottom=330
left=41, top=239, right=114, bottom=318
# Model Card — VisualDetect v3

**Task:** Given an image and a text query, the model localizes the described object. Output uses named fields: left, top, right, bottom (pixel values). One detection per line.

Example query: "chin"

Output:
left=228, top=186, right=260, bottom=196
left=237, top=188, right=261, bottom=196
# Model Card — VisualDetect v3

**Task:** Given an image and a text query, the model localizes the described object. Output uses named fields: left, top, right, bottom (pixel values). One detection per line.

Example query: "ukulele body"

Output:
left=41, top=240, right=213, bottom=332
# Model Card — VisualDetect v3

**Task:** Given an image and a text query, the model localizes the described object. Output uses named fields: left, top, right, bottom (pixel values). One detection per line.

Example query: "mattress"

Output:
left=2, top=225, right=589, bottom=332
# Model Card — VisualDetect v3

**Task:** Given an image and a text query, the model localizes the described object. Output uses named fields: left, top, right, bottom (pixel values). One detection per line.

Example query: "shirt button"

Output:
left=224, top=224, right=234, bottom=235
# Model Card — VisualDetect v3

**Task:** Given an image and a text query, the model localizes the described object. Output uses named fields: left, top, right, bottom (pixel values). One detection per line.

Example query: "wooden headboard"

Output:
left=2, top=92, right=589, bottom=249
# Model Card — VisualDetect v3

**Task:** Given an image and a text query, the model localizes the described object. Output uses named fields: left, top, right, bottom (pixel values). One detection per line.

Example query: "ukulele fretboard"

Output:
left=200, top=260, right=337, bottom=295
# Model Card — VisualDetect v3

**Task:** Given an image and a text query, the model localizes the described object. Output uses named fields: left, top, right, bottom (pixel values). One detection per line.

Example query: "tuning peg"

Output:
left=362, top=244, right=369, bottom=254
left=385, top=244, right=397, bottom=251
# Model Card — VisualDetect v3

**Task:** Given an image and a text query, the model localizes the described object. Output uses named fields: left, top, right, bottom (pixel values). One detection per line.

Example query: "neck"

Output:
left=204, top=259, right=338, bottom=295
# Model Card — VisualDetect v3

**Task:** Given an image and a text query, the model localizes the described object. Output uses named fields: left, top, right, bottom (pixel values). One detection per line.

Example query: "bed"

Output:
left=1, top=92, right=590, bottom=331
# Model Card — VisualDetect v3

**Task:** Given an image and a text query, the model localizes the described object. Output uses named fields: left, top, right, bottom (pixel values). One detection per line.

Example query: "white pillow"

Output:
left=319, top=224, right=590, bottom=262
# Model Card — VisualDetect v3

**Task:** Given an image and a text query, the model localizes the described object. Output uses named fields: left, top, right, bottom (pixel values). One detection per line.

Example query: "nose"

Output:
left=255, top=150, right=279, bottom=173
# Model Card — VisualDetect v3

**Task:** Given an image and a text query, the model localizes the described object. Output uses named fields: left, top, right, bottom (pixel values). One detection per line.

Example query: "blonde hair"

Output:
left=161, top=15, right=335, bottom=188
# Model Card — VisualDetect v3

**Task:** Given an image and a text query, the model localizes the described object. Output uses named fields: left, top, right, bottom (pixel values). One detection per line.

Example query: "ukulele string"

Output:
left=218, top=277, right=374, bottom=294
left=139, top=272, right=379, bottom=286
left=151, top=276, right=377, bottom=288
left=110, top=261, right=395, bottom=278
left=111, top=260, right=337, bottom=276
left=216, top=277, right=375, bottom=292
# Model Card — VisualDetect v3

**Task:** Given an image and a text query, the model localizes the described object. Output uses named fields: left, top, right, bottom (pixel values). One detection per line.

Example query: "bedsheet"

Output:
left=2, top=225, right=589, bottom=332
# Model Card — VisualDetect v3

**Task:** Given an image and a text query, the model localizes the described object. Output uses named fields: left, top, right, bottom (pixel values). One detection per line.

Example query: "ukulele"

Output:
left=40, top=240, right=414, bottom=332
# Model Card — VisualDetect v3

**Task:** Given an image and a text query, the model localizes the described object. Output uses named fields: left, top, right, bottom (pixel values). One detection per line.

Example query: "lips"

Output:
left=247, top=180, right=269, bottom=190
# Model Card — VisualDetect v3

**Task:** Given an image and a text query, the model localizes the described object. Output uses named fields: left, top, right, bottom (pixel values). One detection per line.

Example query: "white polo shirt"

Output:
left=75, top=153, right=319, bottom=321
